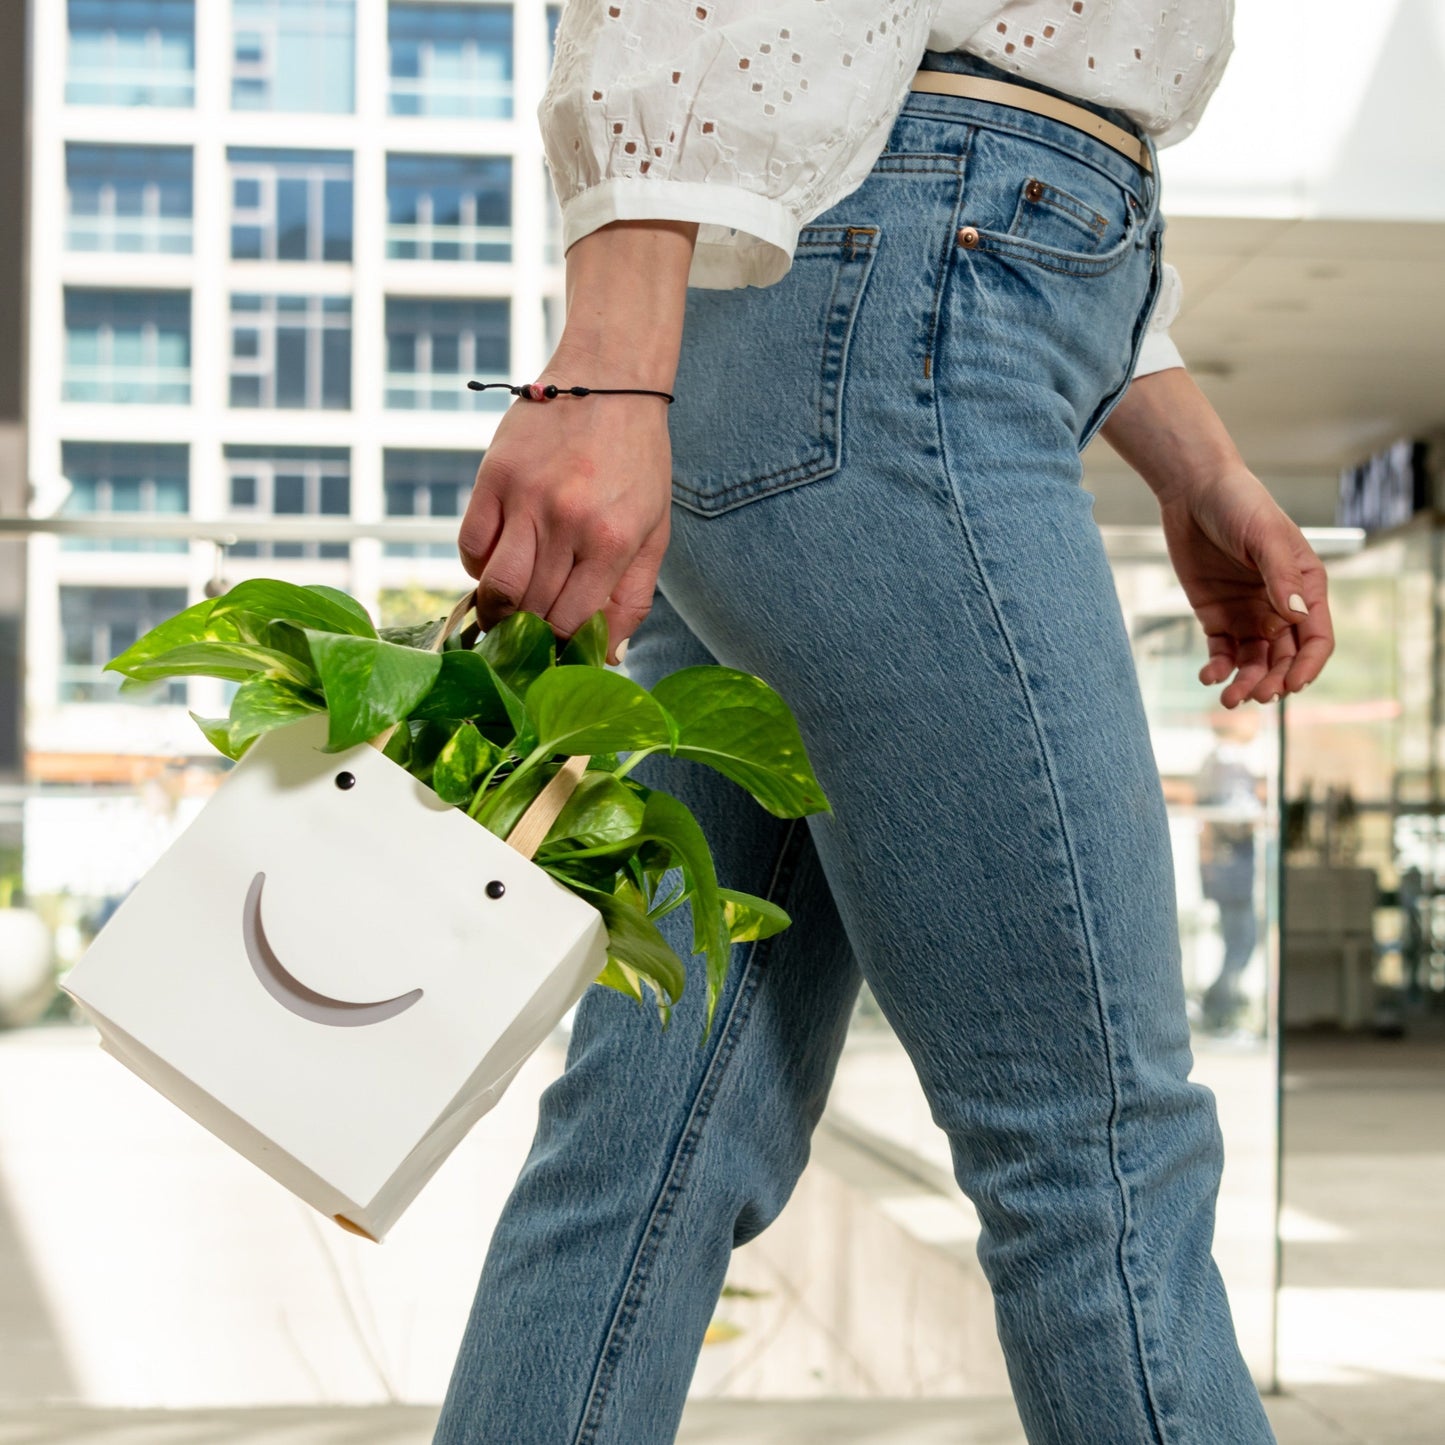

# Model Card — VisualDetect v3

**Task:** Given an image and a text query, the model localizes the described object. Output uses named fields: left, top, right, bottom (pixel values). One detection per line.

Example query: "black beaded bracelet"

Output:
left=467, top=380, right=676, bottom=404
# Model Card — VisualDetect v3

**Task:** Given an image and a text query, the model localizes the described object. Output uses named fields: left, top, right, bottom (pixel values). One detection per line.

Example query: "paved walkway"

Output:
left=0, top=1395, right=1344, bottom=1444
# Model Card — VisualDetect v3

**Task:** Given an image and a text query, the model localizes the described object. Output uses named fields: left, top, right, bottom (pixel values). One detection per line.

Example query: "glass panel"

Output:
left=230, top=0, right=356, bottom=113
left=321, top=329, right=351, bottom=409
left=275, top=177, right=310, bottom=260
left=274, top=327, right=308, bottom=407
left=322, top=178, right=352, bottom=261
left=67, top=0, right=196, bottom=107
left=59, top=443, right=189, bottom=554
left=272, top=474, right=306, bottom=514
left=65, top=145, right=193, bottom=255
left=387, top=3, right=513, bottom=119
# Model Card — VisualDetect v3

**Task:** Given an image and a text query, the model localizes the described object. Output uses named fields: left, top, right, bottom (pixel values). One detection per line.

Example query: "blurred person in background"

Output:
left=1196, top=705, right=1267, bottom=1034
left=436, top=4, right=1334, bottom=1443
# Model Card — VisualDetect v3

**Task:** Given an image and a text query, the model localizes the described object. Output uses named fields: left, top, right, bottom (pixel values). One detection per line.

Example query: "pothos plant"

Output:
left=105, top=579, right=830, bottom=1040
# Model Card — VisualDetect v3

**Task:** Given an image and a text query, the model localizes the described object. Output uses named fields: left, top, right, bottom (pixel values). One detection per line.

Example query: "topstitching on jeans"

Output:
left=570, top=818, right=804, bottom=1445
left=926, top=390, right=1171, bottom=1445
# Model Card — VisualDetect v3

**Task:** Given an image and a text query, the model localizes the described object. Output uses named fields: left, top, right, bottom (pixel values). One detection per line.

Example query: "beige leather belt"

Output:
left=910, top=71, right=1153, bottom=175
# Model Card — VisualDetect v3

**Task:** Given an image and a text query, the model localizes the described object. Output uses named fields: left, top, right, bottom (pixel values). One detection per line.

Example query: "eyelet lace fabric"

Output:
left=542, top=2, right=1233, bottom=371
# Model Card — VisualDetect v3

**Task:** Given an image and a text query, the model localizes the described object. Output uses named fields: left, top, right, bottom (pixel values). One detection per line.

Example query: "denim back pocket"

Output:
left=669, top=224, right=880, bottom=518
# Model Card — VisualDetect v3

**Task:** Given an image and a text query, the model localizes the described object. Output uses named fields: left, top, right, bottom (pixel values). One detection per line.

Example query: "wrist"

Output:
left=555, top=219, right=697, bottom=390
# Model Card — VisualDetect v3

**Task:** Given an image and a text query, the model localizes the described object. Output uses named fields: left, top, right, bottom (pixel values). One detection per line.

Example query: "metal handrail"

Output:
left=0, top=515, right=463, bottom=543
left=0, top=516, right=1371, bottom=553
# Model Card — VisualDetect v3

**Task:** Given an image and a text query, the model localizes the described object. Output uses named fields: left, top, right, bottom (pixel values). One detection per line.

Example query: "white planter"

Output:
left=61, top=714, right=607, bottom=1242
left=0, top=907, right=55, bottom=1028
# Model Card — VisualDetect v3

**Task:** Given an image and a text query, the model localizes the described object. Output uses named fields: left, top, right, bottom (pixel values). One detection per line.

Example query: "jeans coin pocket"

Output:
left=669, top=224, right=880, bottom=518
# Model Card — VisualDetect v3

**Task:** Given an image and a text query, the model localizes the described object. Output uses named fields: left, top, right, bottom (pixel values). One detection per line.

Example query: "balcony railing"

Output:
left=384, top=372, right=507, bottom=412
left=387, top=77, right=512, bottom=119
left=385, top=222, right=510, bottom=263
left=62, top=365, right=191, bottom=405
left=67, top=216, right=193, bottom=256
left=66, top=66, right=195, bottom=108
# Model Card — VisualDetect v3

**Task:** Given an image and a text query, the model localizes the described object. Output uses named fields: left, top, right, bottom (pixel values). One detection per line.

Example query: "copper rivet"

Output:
left=958, top=226, right=980, bottom=248
left=1025, top=179, right=1043, bottom=201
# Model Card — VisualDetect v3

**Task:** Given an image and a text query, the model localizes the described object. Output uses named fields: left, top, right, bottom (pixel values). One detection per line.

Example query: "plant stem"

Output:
left=473, top=745, right=549, bottom=827
left=467, top=754, right=514, bottom=819
left=613, top=746, right=662, bottom=780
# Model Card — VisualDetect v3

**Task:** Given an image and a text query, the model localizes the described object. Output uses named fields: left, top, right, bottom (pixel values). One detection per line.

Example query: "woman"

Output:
left=437, top=4, right=1332, bottom=1442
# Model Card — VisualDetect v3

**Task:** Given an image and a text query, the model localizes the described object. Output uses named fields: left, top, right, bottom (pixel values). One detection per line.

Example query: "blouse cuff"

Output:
left=561, top=177, right=800, bottom=290
left=1132, top=328, right=1186, bottom=378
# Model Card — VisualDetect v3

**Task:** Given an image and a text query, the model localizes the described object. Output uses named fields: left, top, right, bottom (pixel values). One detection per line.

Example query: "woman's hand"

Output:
left=458, top=362, right=673, bottom=665
left=457, top=219, right=697, bottom=664
left=1157, top=468, right=1334, bottom=707
left=1100, top=366, right=1335, bottom=708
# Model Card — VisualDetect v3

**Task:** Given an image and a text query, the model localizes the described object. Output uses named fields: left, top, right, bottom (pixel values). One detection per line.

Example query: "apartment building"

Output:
left=25, top=0, right=563, bottom=772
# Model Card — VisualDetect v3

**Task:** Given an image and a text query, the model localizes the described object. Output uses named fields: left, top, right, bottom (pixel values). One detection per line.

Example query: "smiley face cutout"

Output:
left=242, top=871, right=424, bottom=1027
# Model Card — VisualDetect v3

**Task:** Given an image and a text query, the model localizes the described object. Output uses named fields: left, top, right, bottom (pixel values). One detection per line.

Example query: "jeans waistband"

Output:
left=909, top=49, right=1158, bottom=206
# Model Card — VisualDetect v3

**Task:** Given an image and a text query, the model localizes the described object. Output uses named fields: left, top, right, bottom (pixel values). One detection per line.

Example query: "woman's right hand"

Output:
left=456, top=219, right=698, bottom=666
left=457, top=361, right=674, bottom=666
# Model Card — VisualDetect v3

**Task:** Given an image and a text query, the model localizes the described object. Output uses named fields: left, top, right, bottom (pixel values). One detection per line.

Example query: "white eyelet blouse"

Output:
left=541, top=1, right=1236, bottom=378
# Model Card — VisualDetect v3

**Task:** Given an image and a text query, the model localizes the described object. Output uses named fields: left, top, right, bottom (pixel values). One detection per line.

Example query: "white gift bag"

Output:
left=61, top=710, right=606, bottom=1242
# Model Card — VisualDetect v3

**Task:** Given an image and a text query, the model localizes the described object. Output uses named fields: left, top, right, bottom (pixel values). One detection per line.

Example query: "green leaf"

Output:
left=525, top=666, right=672, bottom=756
left=541, top=772, right=645, bottom=849
left=229, top=676, right=324, bottom=748
left=109, top=640, right=316, bottom=687
left=304, top=631, right=443, bottom=752
left=402, top=719, right=452, bottom=783
left=478, top=762, right=557, bottom=841
left=719, top=888, right=792, bottom=943
left=559, top=611, right=610, bottom=668
left=431, top=722, right=502, bottom=807
left=210, top=579, right=376, bottom=637
left=380, top=618, right=447, bottom=650
left=594, top=955, right=646, bottom=1005
left=409, top=648, right=525, bottom=736
left=302, top=584, right=376, bottom=634
left=107, top=598, right=239, bottom=675
left=189, top=712, right=245, bottom=761
left=547, top=791, right=729, bottom=1037
left=649, top=667, right=829, bottom=819
left=478, top=610, right=556, bottom=693
left=566, top=878, right=687, bottom=1009
left=382, top=719, right=413, bottom=768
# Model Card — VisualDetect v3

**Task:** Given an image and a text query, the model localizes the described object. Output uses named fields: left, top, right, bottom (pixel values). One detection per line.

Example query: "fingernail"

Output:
left=1289, top=592, right=1308, bottom=615
left=615, top=637, right=630, bottom=663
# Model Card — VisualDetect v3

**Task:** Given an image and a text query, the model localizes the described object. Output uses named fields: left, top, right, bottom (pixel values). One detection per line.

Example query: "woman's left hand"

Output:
left=1156, top=466, right=1335, bottom=707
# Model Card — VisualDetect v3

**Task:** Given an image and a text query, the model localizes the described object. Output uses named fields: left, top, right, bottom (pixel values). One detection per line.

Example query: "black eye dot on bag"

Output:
left=334, top=772, right=356, bottom=791
left=485, top=880, right=506, bottom=900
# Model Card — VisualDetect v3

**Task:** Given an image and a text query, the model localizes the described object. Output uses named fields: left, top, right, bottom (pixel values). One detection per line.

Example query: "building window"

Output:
left=547, top=4, right=560, bottom=60
left=67, top=0, right=194, bottom=107
left=64, top=289, right=191, bottom=404
left=60, top=442, right=189, bottom=553
left=66, top=144, right=192, bottom=255
left=388, top=3, right=512, bottom=119
left=229, top=294, right=351, bottom=410
left=385, top=297, right=508, bottom=411
left=384, top=450, right=475, bottom=557
left=386, top=154, right=510, bottom=262
left=60, top=586, right=189, bottom=703
left=224, top=446, right=350, bottom=560
left=230, top=149, right=352, bottom=262
left=231, top=0, right=356, bottom=114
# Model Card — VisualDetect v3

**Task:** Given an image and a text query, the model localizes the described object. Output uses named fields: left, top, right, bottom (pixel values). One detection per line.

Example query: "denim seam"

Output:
left=921, top=133, right=971, bottom=379
left=570, top=819, right=804, bottom=1445
left=672, top=232, right=878, bottom=514
left=927, top=371, right=1169, bottom=1443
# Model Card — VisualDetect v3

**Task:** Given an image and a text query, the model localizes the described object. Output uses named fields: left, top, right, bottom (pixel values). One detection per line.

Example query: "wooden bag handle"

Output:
left=370, top=592, right=590, bottom=861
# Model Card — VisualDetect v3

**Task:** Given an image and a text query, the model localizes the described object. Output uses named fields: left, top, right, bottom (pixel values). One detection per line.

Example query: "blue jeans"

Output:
left=436, top=51, right=1272, bottom=1445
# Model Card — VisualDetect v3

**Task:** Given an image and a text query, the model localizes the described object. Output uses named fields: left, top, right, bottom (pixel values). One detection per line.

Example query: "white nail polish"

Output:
left=1289, top=592, right=1308, bottom=615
